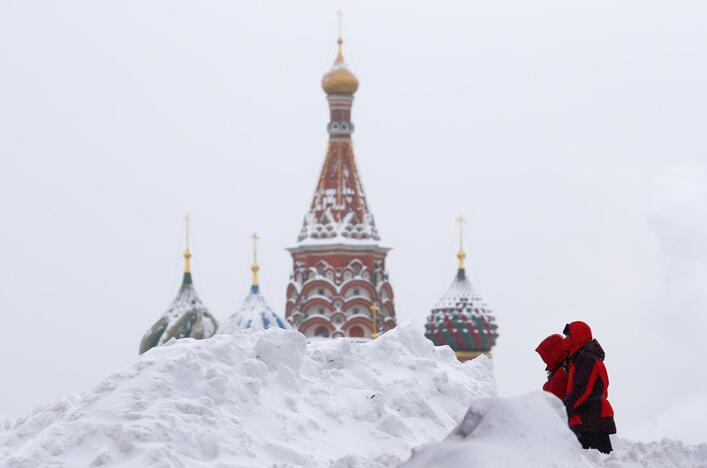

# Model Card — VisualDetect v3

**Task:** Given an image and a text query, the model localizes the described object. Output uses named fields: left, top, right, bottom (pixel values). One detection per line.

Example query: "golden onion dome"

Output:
left=322, top=37, right=359, bottom=96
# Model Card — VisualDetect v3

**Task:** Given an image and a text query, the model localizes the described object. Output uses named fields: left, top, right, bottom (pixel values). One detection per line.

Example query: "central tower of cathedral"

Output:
left=285, top=34, right=397, bottom=339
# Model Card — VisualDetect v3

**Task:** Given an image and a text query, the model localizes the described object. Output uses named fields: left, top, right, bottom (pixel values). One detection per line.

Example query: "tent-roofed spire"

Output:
left=287, top=22, right=398, bottom=339
left=299, top=20, right=377, bottom=245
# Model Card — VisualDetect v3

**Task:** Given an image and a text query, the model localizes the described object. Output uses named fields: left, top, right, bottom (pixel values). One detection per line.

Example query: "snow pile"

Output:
left=3, top=325, right=704, bottom=468
left=400, top=392, right=587, bottom=468
left=0, top=323, right=495, bottom=467
left=400, top=391, right=707, bottom=468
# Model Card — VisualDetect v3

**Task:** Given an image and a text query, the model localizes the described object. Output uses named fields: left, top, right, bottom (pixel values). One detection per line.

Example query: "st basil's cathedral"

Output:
left=139, top=29, right=498, bottom=361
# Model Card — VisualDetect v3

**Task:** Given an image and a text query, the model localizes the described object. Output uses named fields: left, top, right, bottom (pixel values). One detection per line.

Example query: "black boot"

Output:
left=577, top=432, right=613, bottom=454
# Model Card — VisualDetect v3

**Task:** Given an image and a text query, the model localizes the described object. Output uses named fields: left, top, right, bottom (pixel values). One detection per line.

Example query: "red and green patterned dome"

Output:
left=425, top=246, right=498, bottom=361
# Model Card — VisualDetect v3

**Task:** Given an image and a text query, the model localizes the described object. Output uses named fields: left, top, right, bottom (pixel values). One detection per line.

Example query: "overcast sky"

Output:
left=1, top=0, right=706, bottom=444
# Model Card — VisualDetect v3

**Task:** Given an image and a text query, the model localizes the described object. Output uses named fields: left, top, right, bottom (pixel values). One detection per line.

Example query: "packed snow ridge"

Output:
left=1, top=324, right=705, bottom=467
left=0, top=324, right=494, bottom=467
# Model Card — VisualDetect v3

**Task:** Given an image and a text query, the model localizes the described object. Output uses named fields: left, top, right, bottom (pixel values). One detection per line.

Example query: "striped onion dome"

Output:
left=139, top=249, right=218, bottom=354
left=425, top=250, right=498, bottom=356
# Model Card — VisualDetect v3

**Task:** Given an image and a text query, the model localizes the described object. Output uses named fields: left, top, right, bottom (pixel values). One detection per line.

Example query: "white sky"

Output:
left=1, top=0, right=705, bottom=444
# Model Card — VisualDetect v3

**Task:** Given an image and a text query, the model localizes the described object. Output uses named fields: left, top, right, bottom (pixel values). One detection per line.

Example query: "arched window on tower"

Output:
left=314, top=326, right=330, bottom=338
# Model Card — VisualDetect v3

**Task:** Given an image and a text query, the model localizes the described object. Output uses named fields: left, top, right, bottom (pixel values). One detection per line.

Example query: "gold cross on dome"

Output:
left=184, top=213, right=192, bottom=251
left=337, top=10, right=343, bottom=39
left=456, top=215, right=466, bottom=251
left=251, top=232, right=259, bottom=265
left=183, top=213, right=193, bottom=273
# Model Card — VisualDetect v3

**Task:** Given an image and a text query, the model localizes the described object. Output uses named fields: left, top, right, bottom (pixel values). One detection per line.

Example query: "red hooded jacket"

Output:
left=563, top=321, right=616, bottom=434
left=536, top=334, right=568, bottom=400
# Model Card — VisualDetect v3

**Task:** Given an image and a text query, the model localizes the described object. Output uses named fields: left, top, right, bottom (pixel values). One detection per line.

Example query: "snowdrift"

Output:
left=0, top=324, right=495, bottom=467
left=2, top=324, right=705, bottom=468
left=400, top=391, right=707, bottom=468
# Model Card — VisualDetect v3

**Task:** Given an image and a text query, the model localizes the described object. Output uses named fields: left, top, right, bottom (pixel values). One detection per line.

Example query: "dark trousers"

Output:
left=577, top=432, right=613, bottom=454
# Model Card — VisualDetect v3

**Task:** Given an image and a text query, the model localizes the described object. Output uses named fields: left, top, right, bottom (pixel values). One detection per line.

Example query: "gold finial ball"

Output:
left=184, top=249, right=192, bottom=260
left=322, top=66, right=359, bottom=96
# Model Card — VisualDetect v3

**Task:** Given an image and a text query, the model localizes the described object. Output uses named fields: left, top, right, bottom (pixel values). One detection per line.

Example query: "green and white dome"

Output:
left=139, top=248, right=218, bottom=354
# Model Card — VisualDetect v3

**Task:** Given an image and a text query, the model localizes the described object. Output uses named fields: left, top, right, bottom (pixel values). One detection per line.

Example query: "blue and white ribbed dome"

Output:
left=222, top=283, right=291, bottom=332
left=220, top=240, right=292, bottom=333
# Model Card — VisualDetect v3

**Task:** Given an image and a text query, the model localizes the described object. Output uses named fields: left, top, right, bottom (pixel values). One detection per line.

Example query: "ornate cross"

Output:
left=184, top=213, right=192, bottom=251
left=337, top=10, right=343, bottom=39
left=251, top=232, right=259, bottom=265
left=456, top=215, right=466, bottom=251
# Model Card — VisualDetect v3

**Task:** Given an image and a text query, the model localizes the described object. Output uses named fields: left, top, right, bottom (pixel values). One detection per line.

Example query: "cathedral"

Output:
left=139, top=28, right=497, bottom=360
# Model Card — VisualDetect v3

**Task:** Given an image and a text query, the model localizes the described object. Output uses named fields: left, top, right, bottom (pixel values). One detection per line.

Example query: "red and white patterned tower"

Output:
left=285, top=34, right=397, bottom=339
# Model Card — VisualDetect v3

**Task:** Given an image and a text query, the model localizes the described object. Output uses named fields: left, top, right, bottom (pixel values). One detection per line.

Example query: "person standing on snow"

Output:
left=563, top=321, right=617, bottom=454
left=535, top=334, right=569, bottom=400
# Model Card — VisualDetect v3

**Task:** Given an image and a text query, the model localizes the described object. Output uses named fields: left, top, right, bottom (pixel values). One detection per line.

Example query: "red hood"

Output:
left=563, top=321, right=593, bottom=356
left=535, top=334, right=568, bottom=370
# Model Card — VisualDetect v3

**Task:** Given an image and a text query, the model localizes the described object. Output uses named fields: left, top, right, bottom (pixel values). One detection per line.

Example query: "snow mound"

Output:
left=400, top=391, right=707, bottom=468
left=0, top=323, right=495, bottom=468
left=400, top=391, right=586, bottom=468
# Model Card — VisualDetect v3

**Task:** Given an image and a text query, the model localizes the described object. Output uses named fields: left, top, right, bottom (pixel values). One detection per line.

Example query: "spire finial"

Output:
left=184, top=213, right=192, bottom=273
left=250, top=232, right=260, bottom=290
left=336, top=10, right=344, bottom=63
left=456, top=215, right=466, bottom=271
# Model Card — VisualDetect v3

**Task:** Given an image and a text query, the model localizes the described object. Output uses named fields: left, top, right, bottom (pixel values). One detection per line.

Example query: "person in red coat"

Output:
left=535, top=334, right=569, bottom=400
left=563, top=321, right=617, bottom=454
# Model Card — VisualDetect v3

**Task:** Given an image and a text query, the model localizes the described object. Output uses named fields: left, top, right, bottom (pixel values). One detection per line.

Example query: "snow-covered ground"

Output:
left=1, top=325, right=705, bottom=467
